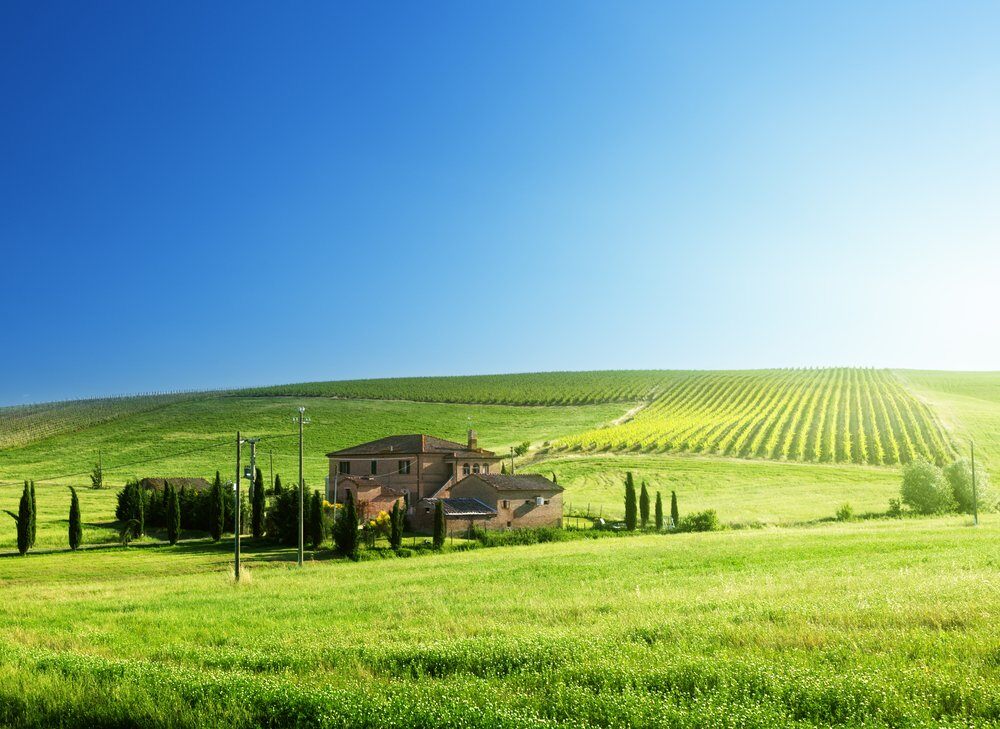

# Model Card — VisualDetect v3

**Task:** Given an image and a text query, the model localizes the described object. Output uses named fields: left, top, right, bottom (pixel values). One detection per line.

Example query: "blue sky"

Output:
left=2, top=1, right=998, bottom=405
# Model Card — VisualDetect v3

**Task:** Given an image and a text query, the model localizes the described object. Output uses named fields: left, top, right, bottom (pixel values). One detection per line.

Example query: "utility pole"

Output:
left=971, top=441, right=979, bottom=526
left=235, top=431, right=242, bottom=581
left=510, top=446, right=515, bottom=475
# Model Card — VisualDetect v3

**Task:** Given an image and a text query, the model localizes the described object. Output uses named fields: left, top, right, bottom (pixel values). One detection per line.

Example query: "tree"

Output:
left=670, top=491, right=679, bottom=529
left=209, top=471, right=225, bottom=542
left=309, top=489, right=324, bottom=549
left=551, top=472, right=558, bottom=484
left=624, top=472, right=637, bottom=531
left=4, top=482, right=33, bottom=555
left=639, top=481, right=650, bottom=528
left=501, top=462, right=507, bottom=474
left=389, top=500, right=404, bottom=550
left=655, top=491, right=663, bottom=531
left=274, top=474, right=283, bottom=496
left=943, top=458, right=993, bottom=514
left=333, top=490, right=359, bottom=559
left=513, top=441, right=530, bottom=457
left=68, top=486, right=83, bottom=550
left=90, top=457, right=103, bottom=489
left=165, top=481, right=180, bottom=545
left=29, top=481, right=36, bottom=547
left=252, top=467, right=265, bottom=538
left=901, top=460, right=953, bottom=515
left=433, top=499, right=446, bottom=548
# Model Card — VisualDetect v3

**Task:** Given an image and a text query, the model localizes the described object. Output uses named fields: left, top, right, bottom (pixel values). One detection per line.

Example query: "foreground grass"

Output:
left=0, top=517, right=996, bottom=727
left=525, top=453, right=901, bottom=524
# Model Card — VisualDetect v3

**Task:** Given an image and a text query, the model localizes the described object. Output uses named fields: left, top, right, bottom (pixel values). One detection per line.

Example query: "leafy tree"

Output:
left=624, top=472, right=637, bottom=531
left=433, top=499, right=446, bottom=548
left=90, top=457, right=103, bottom=489
left=901, top=461, right=953, bottom=515
left=655, top=491, right=663, bottom=531
left=68, top=486, right=83, bottom=550
left=943, top=458, right=993, bottom=514
left=389, top=500, right=404, bottom=550
left=513, top=441, right=530, bottom=457
left=670, top=490, right=679, bottom=529
left=29, top=481, right=36, bottom=547
left=252, top=467, right=265, bottom=538
left=209, top=471, right=225, bottom=541
left=273, top=474, right=283, bottom=496
left=4, top=482, right=33, bottom=555
left=309, top=489, right=324, bottom=549
left=333, top=490, right=359, bottom=559
left=165, top=481, right=180, bottom=545
left=639, top=481, right=650, bottom=528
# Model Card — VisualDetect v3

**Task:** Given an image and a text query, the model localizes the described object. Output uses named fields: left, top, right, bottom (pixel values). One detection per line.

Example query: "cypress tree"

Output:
left=29, top=480, right=37, bottom=547
left=309, top=489, right=324, bottom=549
left=252, top=467, right=265, bottom=538
left=551, top=472, right=558, bottom=484
left=639, top=481, right=650, bottom=528
left=209, top=471, right=225, bottom=542
left=670, top=490, right=679, bottom=529
left=4, top=482, right=33, bottom=555
left=333, top=490, right=359, bottom=559
left=655, top=491, right=663, bottom=531
left=274, top=474, right=283, bottom=495
left=136, top=484, right=145, bottom=537
left=624, top=472, right=637, bottom=531
left=433, top=499, right=446, bottom=548
left=69, top=486, right=83, bottom=550
left=167, top=482, right=181, bottom=545
left=389, top=500, right=403, bottom=550
left=501, top=462, right=507, bottom=474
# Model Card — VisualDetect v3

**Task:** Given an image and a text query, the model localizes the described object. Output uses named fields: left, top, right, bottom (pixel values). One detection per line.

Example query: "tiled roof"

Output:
left=326, top=434, right=496, bottom=458
left=466, top=473, right=563, bottom=492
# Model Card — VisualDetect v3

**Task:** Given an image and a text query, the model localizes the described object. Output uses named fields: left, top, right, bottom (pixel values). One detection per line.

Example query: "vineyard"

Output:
left=555, top=368, right=956, bottom=466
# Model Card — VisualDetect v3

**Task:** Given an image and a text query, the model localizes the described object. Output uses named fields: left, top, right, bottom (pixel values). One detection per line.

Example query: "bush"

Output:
left=901, top=461, right=953, bottom=515
left=943, top=458, right=993, bottom=514
left=887, top=498, right=904, bottom=518
left=333, top=491, right=359, bottom=559
left=676, top=510, right=719, bottom=533
left=835, top=503, right=854, bottom=522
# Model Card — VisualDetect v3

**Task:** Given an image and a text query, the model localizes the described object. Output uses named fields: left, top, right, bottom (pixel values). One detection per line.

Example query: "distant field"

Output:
left=0, top=516, right=995, bottom=727
left=555, top=368, right=955, bottom=466
left=524, top=453, right=901, bottom=524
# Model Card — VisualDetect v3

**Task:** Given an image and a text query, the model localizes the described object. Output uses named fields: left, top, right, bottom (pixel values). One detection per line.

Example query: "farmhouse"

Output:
left=326, top=431, right=563, bottom=533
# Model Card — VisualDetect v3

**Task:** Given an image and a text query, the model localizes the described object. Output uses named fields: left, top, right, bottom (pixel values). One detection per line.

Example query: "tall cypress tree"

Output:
left=624, top=472, right=637, bottom=531
left=639, top=481, right=650, bottom=528
left=655, top=491, right=663, bottom=531
left=433, top=499, right=446, bottom=548
left=166, top=482, right=180, bottom=545
left=309, top=489, right=324, bottom=549
left=333, top=490, right=359, bottom=559
left=69, top=486, right=83, bottom=550
left=209, top=471, right=225, bottom=542
left=4, top=482, right=33, bottom=555
left=389, top=500, right=403, bottom=550
left=29, top=480, right=37, bottom=547
left=252, top=467, right=265, bottom=538
left=670, top=490, right=679, bottom=529
left=273, top=474, right=283, bottom=495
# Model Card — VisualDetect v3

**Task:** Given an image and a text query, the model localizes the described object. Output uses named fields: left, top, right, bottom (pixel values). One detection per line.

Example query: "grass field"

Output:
left=523, top=454, right=901, bottom=524
left=0, top=516, right=995, bottom=727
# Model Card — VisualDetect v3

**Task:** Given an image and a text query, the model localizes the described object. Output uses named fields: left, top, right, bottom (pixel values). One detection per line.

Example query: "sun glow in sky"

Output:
left=2, top=2, right=998, bottom=404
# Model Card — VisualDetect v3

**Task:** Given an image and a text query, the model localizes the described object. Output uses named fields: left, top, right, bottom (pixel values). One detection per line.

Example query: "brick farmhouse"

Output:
left=326, top=431, right=562, bottom=533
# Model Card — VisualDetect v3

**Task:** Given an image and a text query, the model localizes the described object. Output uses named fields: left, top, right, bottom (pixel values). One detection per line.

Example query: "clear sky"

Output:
left=2, top=1, right=998, bottom=405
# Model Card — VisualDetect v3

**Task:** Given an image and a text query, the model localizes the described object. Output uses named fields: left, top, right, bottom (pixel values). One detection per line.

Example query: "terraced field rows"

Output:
left=556, top=369, right=955, bottom=465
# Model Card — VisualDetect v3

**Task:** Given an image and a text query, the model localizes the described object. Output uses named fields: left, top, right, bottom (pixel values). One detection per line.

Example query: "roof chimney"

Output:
left=467, top=429, right=478, bottom=450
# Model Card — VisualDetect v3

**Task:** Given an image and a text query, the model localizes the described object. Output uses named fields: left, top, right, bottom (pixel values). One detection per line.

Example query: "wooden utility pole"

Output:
left=235, top=431, right=242, bottom=581
left=972, top=441, right=979, bottom=526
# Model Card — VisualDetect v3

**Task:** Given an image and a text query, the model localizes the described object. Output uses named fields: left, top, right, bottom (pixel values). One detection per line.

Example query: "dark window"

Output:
left=424, top=508, right=431, bottom=514
left=399, top=460, right=411, bottom=475
left=462, top=463, right=471, bottom=476
left=506, top=521, right=512, bottom=528
left=483, top=464, right=490, bottom=474
left=502, top=500, right=509, bottom=508
left=473, top=463, right=480, bottom=474
left=370, top=460, right=377, bottom=475
left=338, top=461, right=350, bottom=475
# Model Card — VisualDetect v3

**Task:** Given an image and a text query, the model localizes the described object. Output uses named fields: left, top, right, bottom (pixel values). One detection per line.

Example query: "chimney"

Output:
left=467, top=429, right=478, bottom=450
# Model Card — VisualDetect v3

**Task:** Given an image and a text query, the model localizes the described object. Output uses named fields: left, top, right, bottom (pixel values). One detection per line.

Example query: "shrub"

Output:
left=389, top=501, right=403, bottom=551
left=267, top=487, right=301, bottom=546
left=677, top=509, right=719, bottom=532
left=835, top=503, right=854, bottom=522
left=333, top=491, right=359, bottom=559
left=513, top=441, right=531, bottom=457
left=309, top=489, right=324, bottom=549
left=901, top=461, right=953, bottom=515
left=943, top=458, right=993, bottom=514
left=887, top=498, right=904, bottom=518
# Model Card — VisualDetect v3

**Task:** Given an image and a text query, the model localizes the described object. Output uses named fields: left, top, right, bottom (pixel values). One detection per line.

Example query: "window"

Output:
left=370, top=460, right=377, bottom=475
left=399, top=460, right=411, bottom=475
left=506, top=521, right=512, bottom=528
left=502, top=500, right=509, bottom=508
left=424, top=508, right=431, bottom=514
left=473, top=463, right=480, bottom=474
left=483, top=464, right=490, bottom=474
left=338, top=461, right=350, bottom=475
left=462, top=463, right=471, bottom=476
